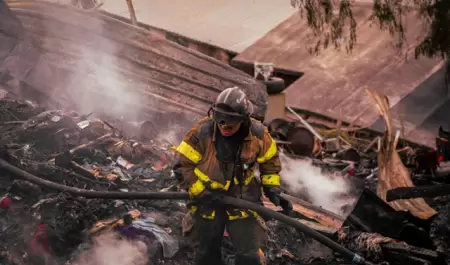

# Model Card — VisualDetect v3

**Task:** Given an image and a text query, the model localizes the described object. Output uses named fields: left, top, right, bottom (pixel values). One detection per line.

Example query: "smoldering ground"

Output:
left=71, top=233, right=149, bottom=265
left=279, top=153, right=358, bottom=216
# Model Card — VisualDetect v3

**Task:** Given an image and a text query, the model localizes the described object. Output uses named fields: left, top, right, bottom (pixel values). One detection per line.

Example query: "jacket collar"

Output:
left=212, top=122, right=253, bottom=142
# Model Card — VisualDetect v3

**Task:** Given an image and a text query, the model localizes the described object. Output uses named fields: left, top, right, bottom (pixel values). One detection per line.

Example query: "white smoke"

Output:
left=37, top=4, right=144, bottom=122
left=280, top=153, right=353, bottom=216
left=72, top=233, right=148, bottom=265
left=62, top=36, right=142, bottom=121
left=156, top=126, right=184, bottom=145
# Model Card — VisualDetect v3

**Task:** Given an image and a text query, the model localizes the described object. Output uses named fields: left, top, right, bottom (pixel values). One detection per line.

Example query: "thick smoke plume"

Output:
left=72, top=233, right=148, bottom=265
left=279, top=153, right=354, bottom=216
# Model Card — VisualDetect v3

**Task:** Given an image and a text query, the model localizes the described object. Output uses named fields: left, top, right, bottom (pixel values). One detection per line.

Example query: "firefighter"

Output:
left=175, top=87, right=283, bottom=265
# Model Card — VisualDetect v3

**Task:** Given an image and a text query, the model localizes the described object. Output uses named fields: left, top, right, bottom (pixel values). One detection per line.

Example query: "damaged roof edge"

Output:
left=3, top=1, right=268, bottom=121
left=99, top=9, right=239, bottom=56
left=233, top=4, right=443, bottom=148
left=287, top=106, right=433, bottom=149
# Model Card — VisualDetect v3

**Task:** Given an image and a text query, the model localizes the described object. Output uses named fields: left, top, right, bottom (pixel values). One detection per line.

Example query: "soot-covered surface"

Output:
left=0, top=94, right=343, bottom=265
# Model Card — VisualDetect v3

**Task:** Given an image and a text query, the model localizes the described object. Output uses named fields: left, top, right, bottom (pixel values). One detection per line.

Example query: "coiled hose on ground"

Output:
left=0, top=158, right=375, bottom=265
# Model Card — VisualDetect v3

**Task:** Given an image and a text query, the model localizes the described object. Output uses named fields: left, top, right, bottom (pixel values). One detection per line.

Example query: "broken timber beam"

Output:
left=47, top=133, right=112, bottom=163
left=261, top=193, right=345, bottom=237
left=262, top=199, right=337, bottom=237
left=381, top=242, right=443, bottom=265
left=280, top=193, right=344, bottom=228
left=382, top=242, right=440, bottom=261
left=386, top=184, right=450, bottom=202
left=54, top=150, right=102, bottom=182
left=125, top=0, right=137, bottom=26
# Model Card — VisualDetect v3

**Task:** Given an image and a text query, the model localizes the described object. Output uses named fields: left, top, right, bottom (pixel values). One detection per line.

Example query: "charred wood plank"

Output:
left=387, top=184, right=450, bottom=202
left=381, top=242, right=445, bottom=265
left=54, top=150, right=99, bottom=181
left=381, top=242, right=439, bottom=260
left=280, top=193, right=344, bottom=228
left=47, top=133, right=112, bottom=163
left=262, top=199, right=338, bottom=237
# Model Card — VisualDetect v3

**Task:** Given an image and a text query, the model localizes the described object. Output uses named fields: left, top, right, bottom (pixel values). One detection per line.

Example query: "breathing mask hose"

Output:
left=0, top=158, right=374, bottom=265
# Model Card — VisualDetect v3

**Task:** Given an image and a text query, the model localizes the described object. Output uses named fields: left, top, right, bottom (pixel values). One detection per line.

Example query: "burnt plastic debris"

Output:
left=117, top=217, right=180, bottom=258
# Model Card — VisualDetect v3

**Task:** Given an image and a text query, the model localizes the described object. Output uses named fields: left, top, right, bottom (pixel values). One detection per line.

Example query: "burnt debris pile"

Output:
left=266, top=104, right=450, bottom=265
left=0, top=94, right=189, bottom=265
left=0, top=91, right=448, bottom=265
left=0, top=95, right=327, bottom=265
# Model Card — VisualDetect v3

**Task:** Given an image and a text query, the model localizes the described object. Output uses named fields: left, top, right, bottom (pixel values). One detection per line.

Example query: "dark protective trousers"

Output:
left=190, top=209, right=267, bottom=265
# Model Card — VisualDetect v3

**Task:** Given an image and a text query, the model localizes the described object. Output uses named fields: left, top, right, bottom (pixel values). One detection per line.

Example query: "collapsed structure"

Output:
left=232, top=2, right=445, bottom=148
left=0, top=1, right=449, bottom=265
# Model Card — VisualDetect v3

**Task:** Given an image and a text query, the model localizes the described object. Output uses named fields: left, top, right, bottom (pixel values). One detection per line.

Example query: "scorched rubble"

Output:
left=0, top=97, right=323, bottom=265
left=0, top=94, right=448, bottom=265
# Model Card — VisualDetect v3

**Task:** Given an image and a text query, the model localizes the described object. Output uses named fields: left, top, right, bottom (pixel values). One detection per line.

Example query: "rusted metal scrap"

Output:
left=366, top=89, right=437, bottom=219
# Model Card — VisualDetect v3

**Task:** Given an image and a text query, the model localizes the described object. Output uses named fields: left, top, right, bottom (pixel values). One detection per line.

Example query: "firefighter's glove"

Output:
left=279, top=197, right=293, bottom=216
left=191, top=189, right=224, bottom=205
left=263, top=186, right=282, bottom=206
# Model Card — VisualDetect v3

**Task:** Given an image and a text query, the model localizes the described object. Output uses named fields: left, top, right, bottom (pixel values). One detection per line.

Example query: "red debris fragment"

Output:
left=0, top=197, right=11, bottom=208
left=161, top=154, right=168, bottom=164
left=346, top=168, right=355, bottom=176
left=28, top=224, right=50, bottom=256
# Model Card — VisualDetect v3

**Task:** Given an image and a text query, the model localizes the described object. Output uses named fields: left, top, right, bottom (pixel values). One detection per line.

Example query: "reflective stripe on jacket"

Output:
left=176, top=117, right=282, bottom=220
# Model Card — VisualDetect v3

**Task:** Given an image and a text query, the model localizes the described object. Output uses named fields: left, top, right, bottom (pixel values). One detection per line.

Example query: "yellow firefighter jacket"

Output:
left=175, top=117, right=282, bottom=220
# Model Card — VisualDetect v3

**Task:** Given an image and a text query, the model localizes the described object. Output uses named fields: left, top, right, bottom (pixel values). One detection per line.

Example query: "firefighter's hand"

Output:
left=191, top=190, right=223, bottom=204
left=190, top=188, right=211, bottom=201
left=279, top=197, right=293, bottom=216
left=263, top=186, right=281, bottom=206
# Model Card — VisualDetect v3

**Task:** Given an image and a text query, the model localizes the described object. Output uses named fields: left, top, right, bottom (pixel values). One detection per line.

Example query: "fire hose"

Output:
left=0, top=158, right=375, bottom=265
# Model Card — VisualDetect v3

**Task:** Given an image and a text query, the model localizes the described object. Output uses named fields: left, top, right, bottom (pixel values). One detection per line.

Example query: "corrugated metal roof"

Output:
left=5, top=1, right=267, bottom=122
left=100, top=0, right=297, bottom=52
left=234, top=4, right=444, bottom=147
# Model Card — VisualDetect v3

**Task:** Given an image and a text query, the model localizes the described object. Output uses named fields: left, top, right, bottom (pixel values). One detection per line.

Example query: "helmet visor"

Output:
left=212, top=107, right=245, bottom=125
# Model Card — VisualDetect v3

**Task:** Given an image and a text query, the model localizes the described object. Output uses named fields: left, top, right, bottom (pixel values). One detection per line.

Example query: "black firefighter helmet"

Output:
left=211, top=87, right=253, bottom=125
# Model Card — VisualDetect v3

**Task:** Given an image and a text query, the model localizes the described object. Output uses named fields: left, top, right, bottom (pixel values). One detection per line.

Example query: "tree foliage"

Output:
left=290, top=0, right=450, bottom=59
left=290, top=0, right=450, bottom=85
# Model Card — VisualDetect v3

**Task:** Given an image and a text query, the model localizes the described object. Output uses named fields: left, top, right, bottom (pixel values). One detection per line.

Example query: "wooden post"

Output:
left=125, top=0, right=138, bottom=26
